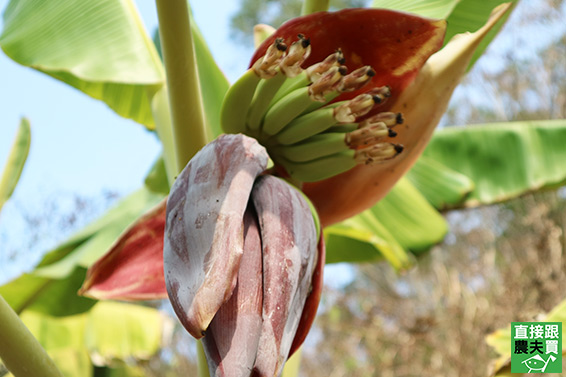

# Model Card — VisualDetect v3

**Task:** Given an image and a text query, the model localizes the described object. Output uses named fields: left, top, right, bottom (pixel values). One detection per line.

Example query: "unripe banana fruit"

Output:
left=220, top=34, right=405, bottom=183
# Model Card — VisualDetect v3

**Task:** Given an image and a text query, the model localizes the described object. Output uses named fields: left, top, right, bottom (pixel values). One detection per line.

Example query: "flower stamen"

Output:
left=253, top=38, right=288, bottom=78
left=308, top=65, right=347, bottom=102
left=280, top=34, right=312, bottom=77
left=354, top=143, right=404, bottom=164
left=305, top=49, right=345, bottom=82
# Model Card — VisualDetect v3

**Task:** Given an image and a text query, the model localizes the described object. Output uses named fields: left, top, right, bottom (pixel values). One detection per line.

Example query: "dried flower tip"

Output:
left=359, top=112, right=404, bottom=128
left=253, top=38, right=288, bottom=78
left=305, top=49, right=345, bottom=82
left=354, top=143, right=403, bottom=164
left=334, top=91, right=377, bottom=123
left=280, top=34, right=312, bottom=77
left=367, top=86, right=392, bottom=105
left=339, top=66, right=375, bottom=92
left=345, top=122, right=390, bottom=147
left=308, top=65, right=347, bottom=102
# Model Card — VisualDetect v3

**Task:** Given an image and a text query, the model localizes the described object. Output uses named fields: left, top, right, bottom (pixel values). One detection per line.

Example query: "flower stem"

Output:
left=196, top=340, right=210, bottom=377
left=155, top=0, right=208, bottom=170
left=0, top=295, right=63, bottom=377
left=301, top=0, right=330, bottom=15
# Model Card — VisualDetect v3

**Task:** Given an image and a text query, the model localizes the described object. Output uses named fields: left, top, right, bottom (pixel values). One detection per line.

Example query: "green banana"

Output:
left=269, top=49, right=345, bottom=107
left=277, top=142, right=403, bottom=182
left=272, top=133, right=348, bottom=162
left=269, top=71, right=311, bottom=106
left=221, top=69, right=262, bottom=134
left=221, top=38, right=287, bottom=134
left=247, top=35, right=312, bottom=131
left=323, top=124, right=358, bottom=134
left=273, top=118, right=399, bottom=163
left=262, top=78, right=342, bottom=137
left=274, top=107, right=339, bottom=145
left=262, top=86, right=312, bottom=136
left=276, top=151, right=357, bottom=182
left=246, top=72, right=288, bottom=131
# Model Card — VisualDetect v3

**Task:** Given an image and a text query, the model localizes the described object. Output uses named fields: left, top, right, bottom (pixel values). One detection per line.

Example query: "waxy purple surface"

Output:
left=164, top=134, right=268, bottom=339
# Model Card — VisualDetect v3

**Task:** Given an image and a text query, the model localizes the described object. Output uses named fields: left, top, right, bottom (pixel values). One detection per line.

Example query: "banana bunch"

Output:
left=221, top=35, right=405, bottom=182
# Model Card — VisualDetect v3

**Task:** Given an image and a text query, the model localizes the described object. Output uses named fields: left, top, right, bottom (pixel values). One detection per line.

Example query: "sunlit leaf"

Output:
left=191, top=16, right=230, bottom=139
left=423, top=120, right=566, bottom=207
left=85, top=302, right=163, bottom=364
left=36, top=188, right=165, bottom=275
left=11, top=302, right=165, bottom=376
left=443, top=0, right=516, bottom=68
left=369, top=178, right=448, bottom=252
left=325, top=177, right=448, bottom=266
left=371, top=0, right=460, bottom=19
left=0, top=0, right=164, bottom=128
left=326, top=207, right=415, bottom=270
left=18, top=310, right=92, bottom=377
left=406, top=155, right=474, bottom=210
left=144, top=156, right=170, bottom=195
left=0, top=268, right=96, bottom=316
left=0, top=118, right=30, bottom=212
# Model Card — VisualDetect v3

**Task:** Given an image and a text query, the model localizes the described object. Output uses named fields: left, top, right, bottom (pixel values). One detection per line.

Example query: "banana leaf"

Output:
left=406, top=155, right=475, bottom=210
left=0, top=0, right=164, bottom=129
left=325, top=177, right=448, bottom=267
left=0, top=118, right=30, bottom=212
left=422, top=120, right=566, bottom=207
left=1, top=302, right=164, bottom=376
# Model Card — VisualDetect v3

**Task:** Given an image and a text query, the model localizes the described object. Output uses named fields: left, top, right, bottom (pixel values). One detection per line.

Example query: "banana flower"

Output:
left=80, top=5, right=511, bottom=376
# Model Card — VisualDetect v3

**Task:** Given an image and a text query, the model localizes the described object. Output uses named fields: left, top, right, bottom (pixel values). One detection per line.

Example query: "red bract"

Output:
left=80, top=201, right=167, bottom=300
left=295, top=5, right=511, bottom=226
left=249, top=9, right=447, bottom=226
left=251, top=8, right=446, bottom=116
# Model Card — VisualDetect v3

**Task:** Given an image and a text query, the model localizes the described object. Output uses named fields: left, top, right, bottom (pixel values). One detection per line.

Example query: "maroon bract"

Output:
left=251, top=8, right=446, bottom=114
left=164, top=134, right=323, bottom=377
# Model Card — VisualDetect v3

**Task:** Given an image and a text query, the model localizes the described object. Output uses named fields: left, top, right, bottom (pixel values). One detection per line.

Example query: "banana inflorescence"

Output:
left=220, top=34, right=405, bottom=182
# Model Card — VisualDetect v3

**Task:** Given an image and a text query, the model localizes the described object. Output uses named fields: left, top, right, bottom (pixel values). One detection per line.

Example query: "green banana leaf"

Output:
left=422, top=120, right=566, bottom=207
left=325, top=214, right=413, bottom=269
left=144, top=156, right=170, bottom=195
left=371, top=0, right=517, bottom=69
left=0, top=118, right=30, bottom=212
left=369, top=177, right=449, bottom=253
left=84, top=302, right=163, bottom=363
left=16, top=311, right=91, bottom=377
left=406, top=155, right=475, bottom=210
left=0, top=0, right=164, bottom=129
left=326, top=120, right=566, bottom=265
left=3, top=302, right=164, bottom=376
left=325, top=177, right=448, bottom=267
left=486, top=298, right=566, bottom=376
left=0, top=187, right=165, bottom=316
